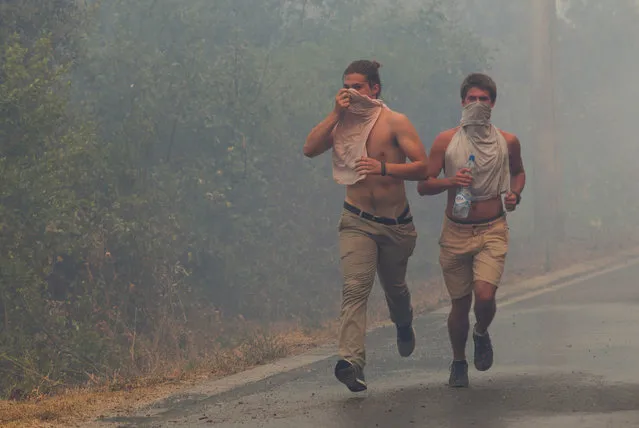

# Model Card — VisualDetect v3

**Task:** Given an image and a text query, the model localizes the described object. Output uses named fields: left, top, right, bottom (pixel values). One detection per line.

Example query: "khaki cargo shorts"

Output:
left=438, top=214, right=509, bottom=300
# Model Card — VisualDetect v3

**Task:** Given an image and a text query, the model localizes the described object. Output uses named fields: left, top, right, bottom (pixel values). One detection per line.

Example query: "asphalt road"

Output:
left=101, top=260, right=639, bottom=428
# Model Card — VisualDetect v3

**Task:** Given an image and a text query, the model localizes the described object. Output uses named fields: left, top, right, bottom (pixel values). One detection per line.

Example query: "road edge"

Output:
left=135, top=247, right=639, bottom=396
left=90, top=245, right=639, bottom=424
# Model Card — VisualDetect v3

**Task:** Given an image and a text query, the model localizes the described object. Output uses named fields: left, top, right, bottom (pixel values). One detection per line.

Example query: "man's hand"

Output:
left=504, top=191, right=519, bottom=212
left=354, top=156, right=383, bottom=175
left=334, top=89, right=351, bottom=115
left=450, top=168, right=473, bottom=187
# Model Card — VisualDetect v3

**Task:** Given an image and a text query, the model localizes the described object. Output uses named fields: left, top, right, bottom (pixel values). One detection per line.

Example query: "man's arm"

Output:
left=508, top=136, right=526, bottom=194
left=303, top=111, right=338, bottom=158
left=504, top=134, right=526, bottom=210
left=354, top=113, right=428, bottom=180
left=417, top=131, right=460, bottom=196
left=387, top=113, right=429, bottom=180
left=303, top=89, right=350, bottom=158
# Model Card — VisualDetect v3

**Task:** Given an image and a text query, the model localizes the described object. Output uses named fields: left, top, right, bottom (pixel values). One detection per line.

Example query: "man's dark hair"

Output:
left=460, top=73, right=497, bottom=103
left=343, top=59, right=382, bottom=96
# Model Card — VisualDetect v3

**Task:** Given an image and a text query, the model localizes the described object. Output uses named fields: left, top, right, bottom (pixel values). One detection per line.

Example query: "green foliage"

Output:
left=0, top=31, right=112, bottom=395
left=7, top=0, right=637, bottom=398
left=0, top=0, right=491, bottom=396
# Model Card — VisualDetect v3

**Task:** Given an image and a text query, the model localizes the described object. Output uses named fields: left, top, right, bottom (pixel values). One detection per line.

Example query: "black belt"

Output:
left=343, top=201, right=413, bottom=225
left=446, top=210, right=505, bottom=225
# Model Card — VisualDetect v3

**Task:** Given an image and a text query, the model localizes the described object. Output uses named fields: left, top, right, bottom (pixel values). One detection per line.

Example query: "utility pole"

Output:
left=531, top=0, right=563, bottom=271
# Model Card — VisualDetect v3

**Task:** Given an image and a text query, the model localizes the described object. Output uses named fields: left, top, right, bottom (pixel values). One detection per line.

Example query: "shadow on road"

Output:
left=332, top=372, right=639, bottom=428
left=104, top=371, right=639, bottom=427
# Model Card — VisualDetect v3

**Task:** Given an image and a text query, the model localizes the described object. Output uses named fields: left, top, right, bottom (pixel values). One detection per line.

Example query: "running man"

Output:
left=418, top=73, right=526, bottom=387
left=304, top=60, right=429, bottom=392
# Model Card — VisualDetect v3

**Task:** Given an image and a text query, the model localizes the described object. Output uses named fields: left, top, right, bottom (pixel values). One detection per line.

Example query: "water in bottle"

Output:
left=452, top=154, right=475, bottom=219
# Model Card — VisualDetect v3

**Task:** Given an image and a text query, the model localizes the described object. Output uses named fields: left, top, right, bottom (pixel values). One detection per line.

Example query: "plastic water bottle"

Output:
left=452, top=154, right=475, bottom=219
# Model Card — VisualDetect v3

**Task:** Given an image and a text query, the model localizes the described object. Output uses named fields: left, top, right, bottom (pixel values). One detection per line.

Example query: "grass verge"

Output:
left=1, top=236, right=636, bottom=427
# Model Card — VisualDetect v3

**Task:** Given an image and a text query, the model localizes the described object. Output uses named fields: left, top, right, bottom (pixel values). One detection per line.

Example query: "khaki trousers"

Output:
left=337, top=208, right=417, bottom=369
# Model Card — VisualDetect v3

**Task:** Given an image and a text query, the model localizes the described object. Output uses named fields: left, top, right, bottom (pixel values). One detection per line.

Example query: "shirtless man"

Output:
left=417, top=73, right=526, bottom=388
left=303, top=60, right=429, bottom=392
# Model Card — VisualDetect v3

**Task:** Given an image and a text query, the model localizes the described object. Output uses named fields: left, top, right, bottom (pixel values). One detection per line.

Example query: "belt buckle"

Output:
left=371, top=214, right=384, bottom=223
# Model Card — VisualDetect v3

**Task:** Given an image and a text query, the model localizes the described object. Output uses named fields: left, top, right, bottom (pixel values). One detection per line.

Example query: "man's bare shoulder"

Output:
left=387, top=109, right=412, bottom=127
left=497, top=129, right=520, bottom=146
left=386, top=109, right=422, bottom=141
left=433, top=127, right=460, bottom=146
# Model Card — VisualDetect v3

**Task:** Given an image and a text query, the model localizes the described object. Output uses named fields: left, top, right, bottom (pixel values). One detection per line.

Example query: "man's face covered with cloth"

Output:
left=343, top=72, right=380, bottom=99
left=339, top=73, right=385, bottom=120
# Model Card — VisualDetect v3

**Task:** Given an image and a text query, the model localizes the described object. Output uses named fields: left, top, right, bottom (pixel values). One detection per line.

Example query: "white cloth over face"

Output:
left=444, top=102, right=510, bottom=201
left=332, top=89, right=387, bottom=185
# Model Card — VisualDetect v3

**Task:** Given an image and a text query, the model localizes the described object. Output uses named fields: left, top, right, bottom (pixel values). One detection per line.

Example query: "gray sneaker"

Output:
left=448, top=360, right=469, bottom=388
left=396, top=324, right=415, bottom=357
left=473, top=326, right=494, bottom=372
left=334, top=359, right=367, bottom=392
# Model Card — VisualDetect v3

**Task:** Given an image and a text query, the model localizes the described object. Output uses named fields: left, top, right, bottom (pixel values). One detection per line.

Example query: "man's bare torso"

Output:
left=440, top=126, right=517, bottom=222
left=344, top=108, right=410, bottom=218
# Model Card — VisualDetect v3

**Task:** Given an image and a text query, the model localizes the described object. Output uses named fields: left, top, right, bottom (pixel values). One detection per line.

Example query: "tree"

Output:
left=0, top=0, right=490, bottom=396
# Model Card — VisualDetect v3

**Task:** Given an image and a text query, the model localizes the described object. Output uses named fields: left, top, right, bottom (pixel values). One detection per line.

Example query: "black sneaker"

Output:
left=448, top=360, right=469, bottom=388
left=396, top=324, right=415, bottom=357
left=473, top=326, right=494, bottom=371
left=334, top=359, right=367, bottom=392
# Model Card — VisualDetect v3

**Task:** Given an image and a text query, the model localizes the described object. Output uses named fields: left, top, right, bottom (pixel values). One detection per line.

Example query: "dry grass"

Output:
left=2, top=235, right=637, bottom=428
left=0, top=384, right=175, bottom=428
left=0, top=325, right=341, bottom=428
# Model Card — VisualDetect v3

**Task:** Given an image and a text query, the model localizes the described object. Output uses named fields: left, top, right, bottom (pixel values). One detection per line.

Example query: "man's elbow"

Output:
left=303, top=141, right=317, bottom=158
left=303, top=146, right=313, bottom=158
left=430, top=162, right=446, bottom=180
left=419, top=160, right=429, bottom=180
left=410, top=159, right=429, bottom=180
left=417, top=179, right=429, bottom=196
left=513, top=167, right=526, bottom=179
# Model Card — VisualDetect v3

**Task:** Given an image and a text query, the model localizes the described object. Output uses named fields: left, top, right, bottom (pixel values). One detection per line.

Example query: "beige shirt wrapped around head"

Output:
left=444, top=102, right=511, bottom=201
left=331, top=89, right=387, bottom=185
